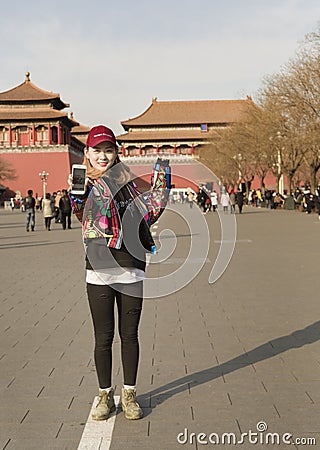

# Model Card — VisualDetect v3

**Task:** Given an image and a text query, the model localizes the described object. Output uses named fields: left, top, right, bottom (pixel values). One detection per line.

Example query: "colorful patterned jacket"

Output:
left=69, top=160, right=169, bottom=253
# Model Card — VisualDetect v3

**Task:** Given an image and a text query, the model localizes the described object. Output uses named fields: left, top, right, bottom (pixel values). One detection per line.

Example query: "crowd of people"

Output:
left=195, top=187, right=244, bottom=214
left=12, top=183, right=320, bottom=232
left=247, top=187, right=320, bottom=217
left=169, top=185, right=320, bottom=218
left=13, top=188, right=72, bottom=232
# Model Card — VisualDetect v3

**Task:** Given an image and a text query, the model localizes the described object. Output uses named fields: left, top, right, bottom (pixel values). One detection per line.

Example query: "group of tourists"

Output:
left=192, top=184, right=320, bottom=218
left=247, top=187, right=320, bottom=217
left=22, top=188, right=72, bottom=232
left=196, top=187, right=244, bottom=214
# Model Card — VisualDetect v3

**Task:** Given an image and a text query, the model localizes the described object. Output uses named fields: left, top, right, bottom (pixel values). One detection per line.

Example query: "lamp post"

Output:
left=276, top=132, right=284, bottom=195
left=39, top=171, right=49, bottom=199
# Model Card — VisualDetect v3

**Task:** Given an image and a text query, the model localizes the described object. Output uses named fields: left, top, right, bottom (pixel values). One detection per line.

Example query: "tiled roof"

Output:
left=0, top=73, right=68, bottom=109
left=121, top=97, right=252, bottom=127
left=116, top=128, right=220, bottom=143
left=0, top=108, right=78, bottom=125
left=70, top=122, right=90, bottom=145
left=71, top=123, right=90, bottom=134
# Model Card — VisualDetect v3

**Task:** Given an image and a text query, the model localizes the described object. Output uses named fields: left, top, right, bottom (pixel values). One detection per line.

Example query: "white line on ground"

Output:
left=77, top=395, right=120, bottom=450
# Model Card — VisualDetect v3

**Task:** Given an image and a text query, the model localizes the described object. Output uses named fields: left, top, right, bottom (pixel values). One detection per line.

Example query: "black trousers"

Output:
left=86, top=282, right=143, bottom=389
left=44, top=217, right=52, bottom=230
left=61, top=212, right=71, bottom=229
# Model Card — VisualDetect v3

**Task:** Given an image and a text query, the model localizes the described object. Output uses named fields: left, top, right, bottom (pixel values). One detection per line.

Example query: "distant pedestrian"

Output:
left=187, top=191, right=195, bottom=208
left=198, top=188, right=210, bottom=213
left=23, top=189, right=36, bottom=231
left=42, top=193, right=54, bottom=231
left=229, top=190, right=236, bottom=214
left=210, top=190, right=218, bottom=212
left=59, top=189, right=72, bottom=229
left=236, top=191, right=244, bottom=214
left=221, top=191, right=230, bottom=213
left=35, top=194, right=41, bottom=211
left=256, top=188, right=263, bottom=207
left=54, top=190, right=62, bottom=223
left=265, top=190, right=272, bottom=209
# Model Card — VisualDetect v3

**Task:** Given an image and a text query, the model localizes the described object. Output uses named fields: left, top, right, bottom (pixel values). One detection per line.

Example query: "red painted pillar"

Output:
left=139, top=146, right=142, bottom=155
left=121, top=146, right=126, bottom=156
left=58, top=124, right=63, bottom=144
left=156, top=145, right=160, bottom=154
left=9, top=125, right=12, bottom=146
left=173, top=145, right=177, bottom=154
left=32, top=124, right=36, bottom=145
left=48, top=124, right=51, bottom=144
left=190, top=145, right=195, bottom=155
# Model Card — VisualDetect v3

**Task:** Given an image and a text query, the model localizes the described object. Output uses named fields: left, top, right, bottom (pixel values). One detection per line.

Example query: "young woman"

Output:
left=42, top=193, right=54, bottom=230
left=69, top=125, right=169, bottom=421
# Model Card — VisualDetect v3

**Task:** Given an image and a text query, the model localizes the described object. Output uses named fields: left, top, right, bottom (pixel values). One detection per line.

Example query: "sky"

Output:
left=1, top=0, right=320, bottom=135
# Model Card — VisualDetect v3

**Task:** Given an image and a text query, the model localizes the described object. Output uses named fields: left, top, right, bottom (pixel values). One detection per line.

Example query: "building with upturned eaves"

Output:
left=0, top=73, right=85, bottom=196
left=117, top=97, right=252, bottom=157
left=116, top=97, right=253, bottom=189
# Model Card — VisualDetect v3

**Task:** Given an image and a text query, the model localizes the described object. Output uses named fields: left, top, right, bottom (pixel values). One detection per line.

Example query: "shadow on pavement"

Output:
left=0, top=240, right=75, bottom=249
left=141, top=320, right=320, bottom=414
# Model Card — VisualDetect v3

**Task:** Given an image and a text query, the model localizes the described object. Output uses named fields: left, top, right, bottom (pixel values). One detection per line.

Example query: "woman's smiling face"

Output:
left=85, top=142, right=117, bottom=171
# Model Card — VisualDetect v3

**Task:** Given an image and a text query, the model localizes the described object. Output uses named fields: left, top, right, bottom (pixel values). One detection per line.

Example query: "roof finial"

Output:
left=25, top=71, right=30, bottom=82
left=152, top=97, right=158, bottom=103
left=70, top=111, right=74, bottom=119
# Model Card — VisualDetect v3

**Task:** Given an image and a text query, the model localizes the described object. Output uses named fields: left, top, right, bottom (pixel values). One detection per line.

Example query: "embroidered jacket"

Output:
left=69, top=160, right=169, bottom=253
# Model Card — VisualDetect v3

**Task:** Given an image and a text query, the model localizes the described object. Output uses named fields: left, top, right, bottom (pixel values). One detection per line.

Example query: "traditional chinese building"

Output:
left=117, top=97, right=253, bottom=189
left=0, top=73, right=85, bottom=196
left=117, top=97, right=252, bottom=157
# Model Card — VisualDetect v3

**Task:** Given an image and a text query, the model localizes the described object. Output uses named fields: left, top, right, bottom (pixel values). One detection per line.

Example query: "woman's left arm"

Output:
left=142, top=159, right=171, bottom=226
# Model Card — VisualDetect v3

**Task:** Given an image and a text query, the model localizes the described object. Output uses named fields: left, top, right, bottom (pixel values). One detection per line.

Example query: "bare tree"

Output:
left=0, top=158, right=17, bottom=183
left=261, top=25, right=320, bottom=192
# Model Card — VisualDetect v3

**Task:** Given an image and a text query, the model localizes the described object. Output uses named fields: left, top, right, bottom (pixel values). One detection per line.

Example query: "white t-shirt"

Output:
left=86, top=267, right=146, bottom=285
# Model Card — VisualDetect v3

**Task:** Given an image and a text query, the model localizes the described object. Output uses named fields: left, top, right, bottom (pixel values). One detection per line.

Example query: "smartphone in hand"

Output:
left=71, top=164, right=87, bottom=195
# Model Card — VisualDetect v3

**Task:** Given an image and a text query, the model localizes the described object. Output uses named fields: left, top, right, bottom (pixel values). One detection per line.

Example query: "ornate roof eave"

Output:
left=121, top=98, right=156, bottom=130
left=0, top=72, right=69, bottom=110
left=69, top=114, right=90, bottom=134
left=120, top=97, right=253, bottom=128
left=0, top=116, right=79, bottom=128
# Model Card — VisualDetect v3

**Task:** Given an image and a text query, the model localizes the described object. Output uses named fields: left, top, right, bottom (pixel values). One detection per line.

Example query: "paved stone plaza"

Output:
left=0, top=205, right=319, bottom=449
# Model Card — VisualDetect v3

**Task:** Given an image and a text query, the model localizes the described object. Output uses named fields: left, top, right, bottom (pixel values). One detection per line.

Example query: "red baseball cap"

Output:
left=86, top=125, right=117, bottom=148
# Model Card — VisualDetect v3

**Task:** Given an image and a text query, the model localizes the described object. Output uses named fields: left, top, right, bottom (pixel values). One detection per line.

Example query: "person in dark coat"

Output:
left=59, top=189, right=72, bottom=229
left=236, top=191, right=244, bottom=214
left=23, top=189, right=36, bottom=231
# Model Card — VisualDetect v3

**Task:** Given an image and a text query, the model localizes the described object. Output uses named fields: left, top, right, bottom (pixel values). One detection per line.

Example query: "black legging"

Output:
left=44, top=217, right=52, bottom=230
left=86, top=282, right=143, bottom=389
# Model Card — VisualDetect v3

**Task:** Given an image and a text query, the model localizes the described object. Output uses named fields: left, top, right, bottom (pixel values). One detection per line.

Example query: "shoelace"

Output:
left=97, top=391, right=111, bottom=406
left=125, top=391, right=138, bottom=405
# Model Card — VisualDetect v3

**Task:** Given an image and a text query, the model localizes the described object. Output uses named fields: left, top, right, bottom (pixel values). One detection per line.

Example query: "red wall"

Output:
left=1, top=151, right=82, bottom=197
